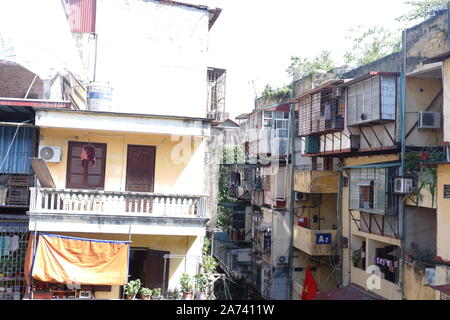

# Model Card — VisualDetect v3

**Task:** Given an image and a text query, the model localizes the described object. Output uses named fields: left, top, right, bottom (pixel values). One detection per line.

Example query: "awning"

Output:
left=430, top=284, right=450, bottom=295
left=0, top=214, right=29, bottom=232
left=25, top=233, right=130, bottom=286
left=316, top=285, right=384, bottom=300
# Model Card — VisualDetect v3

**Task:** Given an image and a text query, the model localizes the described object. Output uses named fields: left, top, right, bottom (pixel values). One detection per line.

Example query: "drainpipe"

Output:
left=287, top=100, right=296, bottom=299
left=336, top=170, right=344, bottom=286
left=398, top=29, right=407, bottom=300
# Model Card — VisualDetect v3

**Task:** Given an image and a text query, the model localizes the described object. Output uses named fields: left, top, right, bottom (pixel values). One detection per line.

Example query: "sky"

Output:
left=188, top=0, right=418, bottom=119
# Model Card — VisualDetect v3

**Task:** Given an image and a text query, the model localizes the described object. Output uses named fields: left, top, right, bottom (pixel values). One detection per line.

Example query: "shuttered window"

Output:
left=66, top=141, right=107, bottom=189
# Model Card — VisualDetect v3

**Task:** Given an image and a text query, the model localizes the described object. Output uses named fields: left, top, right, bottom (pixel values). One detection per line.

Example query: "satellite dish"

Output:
left=40, top=147, right=55, bottom=160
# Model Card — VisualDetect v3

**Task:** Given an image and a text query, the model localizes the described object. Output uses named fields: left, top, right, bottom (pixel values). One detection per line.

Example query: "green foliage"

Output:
left=140, top=287, right=152, bottom=297
left=124, top=279, right=141, bottom=297
left=344, top=26, right=402, bottom=67
left=180, top=273, right=193, bottom=293
left=194, top=273, right=209, bottom=292
left=152, top=288, right=162, bottom=297
left=262, top=83, right=292, bottom=100
left=203, top=237, right=211, bottom=255
left=352, top=249, right=362, bottom=264
left=417, top=168, right=437, bottom=207
left=286, top=50, right=335, bottom=80
left=397, top=0, right=448, bottom=22
left=222, top=145, right=245, bottom=164
left=217, top=165, right=233, bottom=231
left=202, top=254, right=218, bottom=275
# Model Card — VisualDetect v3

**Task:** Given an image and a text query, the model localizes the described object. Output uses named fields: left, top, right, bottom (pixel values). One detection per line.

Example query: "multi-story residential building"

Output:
left=2, top=0, right=226, bottom=300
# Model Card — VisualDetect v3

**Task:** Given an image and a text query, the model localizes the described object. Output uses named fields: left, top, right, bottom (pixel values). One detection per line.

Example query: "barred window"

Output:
left=349, top=167, right=386, bottom=214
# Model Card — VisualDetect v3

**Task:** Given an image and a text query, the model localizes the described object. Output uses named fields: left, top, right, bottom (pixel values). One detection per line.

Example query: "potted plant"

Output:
left=124, top=279, right=141, bottom=300
left=140, top=287, right=152, bottom=300
left=151, top=287, right=162, bottom=300
left=194, top=273, right=208, bottom=300
left=170, top=288, right=181, bottom=300
left=352, top=249, right=361, bottom=267
left=179, top=273, right=193, bottom=300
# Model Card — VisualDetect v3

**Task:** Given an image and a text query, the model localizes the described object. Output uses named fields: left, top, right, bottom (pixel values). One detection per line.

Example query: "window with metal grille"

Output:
left=347, top=75, right=397, bottom=126
left=349, top=167, right=387, bottom=214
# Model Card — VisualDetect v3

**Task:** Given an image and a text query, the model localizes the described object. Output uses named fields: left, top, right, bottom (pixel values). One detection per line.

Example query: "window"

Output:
left=66, top=141, right=107, bottom=189
left=347, top=75, right=397, bottom=126
left=349, top=167, right=387, bottom=214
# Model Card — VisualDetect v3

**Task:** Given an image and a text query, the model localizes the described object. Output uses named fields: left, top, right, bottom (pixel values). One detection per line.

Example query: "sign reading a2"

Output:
left=316, top=233, right=332, bottom=245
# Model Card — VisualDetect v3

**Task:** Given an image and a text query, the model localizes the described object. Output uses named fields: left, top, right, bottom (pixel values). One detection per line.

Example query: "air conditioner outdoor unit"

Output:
left=38, top=146, right=62, bottom=163
left=278, top=256, right=287, bottom=264
left=418, top=112, right=441, bottom=129
left=394, top=177, right=414, bottom=194
left=295, top=192, right=307, bottom=201
left=424, top=268, right=437, bottom=286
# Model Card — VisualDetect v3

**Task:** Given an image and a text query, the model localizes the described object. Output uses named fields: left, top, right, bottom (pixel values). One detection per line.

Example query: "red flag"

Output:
left=301, top=267, right=318, bottom=300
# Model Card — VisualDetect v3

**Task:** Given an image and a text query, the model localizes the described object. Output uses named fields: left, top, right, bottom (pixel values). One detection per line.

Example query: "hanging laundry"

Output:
left=80, top=144, right=96, bottom=167
left=0, top=236, right=4, bottom=257
left=324, top=104, right=332, bottom=120
left=9, top=235, right=19, bottom=252
left=2, top=236, right=10, bottom=256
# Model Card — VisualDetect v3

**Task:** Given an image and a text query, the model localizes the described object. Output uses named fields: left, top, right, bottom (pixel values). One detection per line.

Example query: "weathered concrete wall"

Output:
left=255, top=95, right=289, bottom=110
left=342, top=52, right=402, bottom=79
left=403, top=206, right=437, bottom=259
left=292, top=73, right=339, bottom=98
left=404, top=263, right=437, bottom=300
left=94, top=0, right=210, bottom=118
left=406, top=10, right=448, bottom=73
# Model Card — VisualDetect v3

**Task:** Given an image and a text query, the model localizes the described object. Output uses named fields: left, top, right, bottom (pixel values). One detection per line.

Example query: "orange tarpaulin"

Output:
left=25, top=233, right=129, bottom=286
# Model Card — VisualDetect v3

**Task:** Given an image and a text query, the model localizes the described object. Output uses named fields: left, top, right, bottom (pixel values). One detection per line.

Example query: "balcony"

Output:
left=293, top=225, right=337, bottom=256
left=28, top=188, right=208, bottom=236
left=294, top=170, right=338, bottom=193
left=30, top=187, right=206, bottom=217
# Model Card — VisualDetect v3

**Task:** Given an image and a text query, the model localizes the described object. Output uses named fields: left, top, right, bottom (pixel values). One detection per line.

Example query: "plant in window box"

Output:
left=179, top=273, right=193, bottom=300
left=352, top=249, right=362, bottom=268
left=151, top=287, right=162, bottom=300
left=140, top=287, right=152, bottom=300
left=124, top=279, right=141, bottom=300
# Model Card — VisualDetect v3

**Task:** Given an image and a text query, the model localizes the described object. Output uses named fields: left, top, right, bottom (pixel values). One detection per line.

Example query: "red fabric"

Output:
left=80, top=145, right=96, bottom=166
left=301, top=267, right=318, bottom=300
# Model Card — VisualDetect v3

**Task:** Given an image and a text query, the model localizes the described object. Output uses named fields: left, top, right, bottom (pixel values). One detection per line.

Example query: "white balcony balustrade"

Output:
left=29, top=187, right=207, bottom=218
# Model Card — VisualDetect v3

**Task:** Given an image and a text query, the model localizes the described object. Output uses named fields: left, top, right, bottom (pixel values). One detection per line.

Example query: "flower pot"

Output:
left=152, top=296, right=162, bottom=300
left=182, top=292, right=192, bottom=300
left=142, top=295, right=151, bottom=300
left=126, top=295, right=136, bottom=300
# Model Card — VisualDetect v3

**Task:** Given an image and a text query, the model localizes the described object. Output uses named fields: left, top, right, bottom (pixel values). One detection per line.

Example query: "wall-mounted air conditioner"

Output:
left=38, top=146, right=62, bottom=163
left=424, top=268, right=436, bottom=286
left=295, top=192, right=307, bottom=201
left=418, top=112, right=441, bottom=129
left=394, top=177, right=414, bottom=194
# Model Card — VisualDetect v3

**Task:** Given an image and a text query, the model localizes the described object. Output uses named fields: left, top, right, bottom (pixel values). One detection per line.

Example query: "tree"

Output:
left=397, top=0, right=449, bottom=22
left=344, top=26, right=402, bottom=67
left=286, top=50, right=335, bottom=81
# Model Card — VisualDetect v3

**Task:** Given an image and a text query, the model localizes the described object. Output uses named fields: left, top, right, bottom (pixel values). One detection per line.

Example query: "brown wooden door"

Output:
left=143, top=249, right=170, bottom=292
left=125, top=145, right=156, bottom=192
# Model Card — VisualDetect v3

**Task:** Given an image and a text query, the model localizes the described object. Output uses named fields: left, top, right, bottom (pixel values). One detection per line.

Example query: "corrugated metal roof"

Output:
left=0, top=214, right=29, bottom=232
left=67, top=0, right=96, bottom=33
left=0, top=125, right=36, bottom=174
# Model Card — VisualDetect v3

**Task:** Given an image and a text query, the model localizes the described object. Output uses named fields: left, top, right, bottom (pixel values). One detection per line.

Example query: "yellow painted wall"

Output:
left=403, top=263, right=436, bottom=300
left=436, top=164, right=450, bottom=261
left=39, top=128, right=205, bottom=195
left=443, top=59, right=450, bottom=143
left=294, top=170, right=338, bottom=194
left=342, top=154, right=402, bottom=299
left=291, top=249, right=338, bottom=300
left=55, top=232, right=202, bottom=299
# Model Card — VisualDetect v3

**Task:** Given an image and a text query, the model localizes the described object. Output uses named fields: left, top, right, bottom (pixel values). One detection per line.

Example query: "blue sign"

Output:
left=316, top=233, right=332, bottom=245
